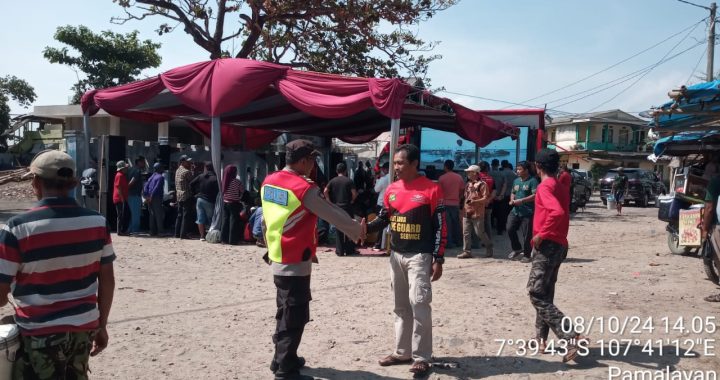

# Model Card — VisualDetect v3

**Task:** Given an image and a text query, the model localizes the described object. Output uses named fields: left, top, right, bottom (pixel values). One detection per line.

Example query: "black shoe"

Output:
left=274, top=373, right=314, bottom=380
left=271, top=357, right=306, bottom=373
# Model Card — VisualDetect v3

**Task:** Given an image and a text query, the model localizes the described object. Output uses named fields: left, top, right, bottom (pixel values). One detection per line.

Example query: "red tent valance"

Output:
left=81, top=58, right=533, bottom=149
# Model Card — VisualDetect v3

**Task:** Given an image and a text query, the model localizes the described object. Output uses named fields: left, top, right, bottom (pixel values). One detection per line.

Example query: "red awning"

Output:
left=81, top=58, right=539, bottom=149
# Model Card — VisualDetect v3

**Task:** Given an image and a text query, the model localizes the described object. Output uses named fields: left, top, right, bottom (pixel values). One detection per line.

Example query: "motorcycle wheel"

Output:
left=704, top=252, right=720, bottom=285
left=667, top=231, right=691, bottom=255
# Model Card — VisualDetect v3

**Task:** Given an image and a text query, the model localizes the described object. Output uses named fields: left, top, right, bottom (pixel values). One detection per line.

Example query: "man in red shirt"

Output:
left=529, top=149, right=584, bottom=362
left=438, top=160, right=464, bottom=248
left=114, top=160, right=130, bottom=235
left=368, top=144, right=446, bottom=376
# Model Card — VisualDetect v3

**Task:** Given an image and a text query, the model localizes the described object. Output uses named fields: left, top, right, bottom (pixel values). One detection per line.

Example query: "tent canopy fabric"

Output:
left=653, top=130, right=720, bottom=156
left=650, top=80, right=720, bottom=130
left=81, top=58, right=537, bottom=149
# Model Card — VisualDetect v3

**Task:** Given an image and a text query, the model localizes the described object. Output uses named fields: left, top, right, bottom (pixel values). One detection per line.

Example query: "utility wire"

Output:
left=685, top=44, right=708, bottom=84
left=434, top=88, right=653, bottom=129
left=550, top=40, right=706, bottom=109
left=677, top=0, right=711, bottom=11
left=437, top=90, right=575, bottom=115
left=585, top=17, right=704, bottom=112
left=438, top=40, right=704, bottom=123
left=506, top=16, right=708, bottom=108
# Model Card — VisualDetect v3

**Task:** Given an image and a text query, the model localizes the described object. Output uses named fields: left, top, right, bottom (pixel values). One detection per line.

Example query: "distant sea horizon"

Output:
left=420, top=149, right=529, bottom=170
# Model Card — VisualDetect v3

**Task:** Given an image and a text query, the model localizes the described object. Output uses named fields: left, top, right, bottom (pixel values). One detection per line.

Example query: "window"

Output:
left=550, top=129, right=556, bottom=143
left=601, top=125, right=615, bottom=143
left=619, top=128, right=629, bottom=146
left=635, top=130, right=646, bottom=145
left=626, top=162, right=639, bottom=168
left=572, top=163, right=580, bottom=169
left=576, top=124, right=589, bottom=141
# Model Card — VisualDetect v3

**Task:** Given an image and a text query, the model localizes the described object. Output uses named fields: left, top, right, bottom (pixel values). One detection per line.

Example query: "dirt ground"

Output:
left=0, top=197, right=718, bottom=380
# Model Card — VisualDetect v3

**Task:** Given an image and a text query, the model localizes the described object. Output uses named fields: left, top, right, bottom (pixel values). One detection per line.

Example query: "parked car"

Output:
left=573, top=169, right=593, bottom=199
left=599, top=168, right=666, bottom=207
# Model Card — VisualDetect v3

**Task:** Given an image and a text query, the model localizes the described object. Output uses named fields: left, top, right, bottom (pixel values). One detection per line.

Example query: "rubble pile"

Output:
left=0, top=168, right=35, bottom=200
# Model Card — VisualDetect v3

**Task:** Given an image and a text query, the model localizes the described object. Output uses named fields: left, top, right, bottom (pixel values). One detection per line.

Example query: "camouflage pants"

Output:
left=527, top=240, right=575, bottom=341
left=12, top=331, right=94, bottom=380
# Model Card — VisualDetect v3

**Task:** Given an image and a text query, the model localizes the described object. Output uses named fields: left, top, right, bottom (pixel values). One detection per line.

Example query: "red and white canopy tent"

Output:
left=80, top=58, right=543, bottom=182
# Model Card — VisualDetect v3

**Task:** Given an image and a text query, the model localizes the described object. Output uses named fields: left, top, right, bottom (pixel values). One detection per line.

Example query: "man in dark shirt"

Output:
left=367, top=144, right=446, bottom=376
left=127, top=157, right=146, bottom=234
left=354, top=162, right=367, bottom=192
left=478, top=161, right=496, bottom=243
left=143, top=163, right=166, bottom=236
left=190, top=162, right=219, bottom=241
left=611, top=167, right=628, bottom=216
left=324, top=162, right=358, bottom=256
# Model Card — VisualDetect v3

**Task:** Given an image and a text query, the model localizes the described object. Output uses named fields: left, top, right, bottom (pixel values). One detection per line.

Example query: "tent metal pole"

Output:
left=82, top=112, right=90, bottom=172
left=388, top=118, right=400, bottom=181
left=209, top=117, right=223, bottom=232
left=211, top=117, right=222, bottom=180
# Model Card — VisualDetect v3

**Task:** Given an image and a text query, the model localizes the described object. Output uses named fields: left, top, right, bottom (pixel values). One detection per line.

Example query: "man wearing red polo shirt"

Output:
left=367, top=144, right=447, bottom=377
left=528, top=149, right=584, bottom=363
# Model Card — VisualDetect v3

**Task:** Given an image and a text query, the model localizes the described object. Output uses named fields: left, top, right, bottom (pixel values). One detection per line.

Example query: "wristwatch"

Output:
left=433, top=255, right=445, bottom=265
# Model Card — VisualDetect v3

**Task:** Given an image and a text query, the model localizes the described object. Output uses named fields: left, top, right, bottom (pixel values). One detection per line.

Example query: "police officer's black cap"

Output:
left=286, top=139, right=321, bottom=163
left=534, top=148, right=560, bottom=166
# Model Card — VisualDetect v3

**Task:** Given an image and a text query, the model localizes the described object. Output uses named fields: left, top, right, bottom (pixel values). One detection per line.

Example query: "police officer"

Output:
left=262, top=140, right=366, bottom=380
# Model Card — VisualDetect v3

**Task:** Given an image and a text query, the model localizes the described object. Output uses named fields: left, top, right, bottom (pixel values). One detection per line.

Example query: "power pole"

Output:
left=708, top=2, right=716, bottom=81
left=678, top=0, right=717, bottom=80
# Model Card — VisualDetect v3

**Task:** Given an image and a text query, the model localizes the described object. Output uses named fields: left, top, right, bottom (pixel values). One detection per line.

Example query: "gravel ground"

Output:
left=0, top=197, right=718, bottom=379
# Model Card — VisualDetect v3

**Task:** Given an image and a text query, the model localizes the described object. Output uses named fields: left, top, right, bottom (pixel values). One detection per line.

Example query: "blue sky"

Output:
left=1, top=0, right=715, bottom=118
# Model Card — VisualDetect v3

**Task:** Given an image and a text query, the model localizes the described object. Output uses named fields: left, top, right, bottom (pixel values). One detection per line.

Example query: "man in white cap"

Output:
left=0, top=149, right=115, bottom=378
left=460, top=164, right=493, bottom=258
left=174, top=155, right=194, bottom=239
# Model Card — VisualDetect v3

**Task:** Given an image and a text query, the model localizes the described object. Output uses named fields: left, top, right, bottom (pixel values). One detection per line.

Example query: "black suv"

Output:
left=600, top=168, right=666, bottom=207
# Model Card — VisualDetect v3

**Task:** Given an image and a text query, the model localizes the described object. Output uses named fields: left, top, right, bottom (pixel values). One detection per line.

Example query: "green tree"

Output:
left=590, top=162, right=612, bottom=188
left=0, top=76, right=36, bottom=153
left=43, top=25, right=162, bottom=104
left=112, top=0, right=456, bottom=83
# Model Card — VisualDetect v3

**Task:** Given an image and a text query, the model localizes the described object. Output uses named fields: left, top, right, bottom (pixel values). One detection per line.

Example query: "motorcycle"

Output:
left=659, top=197, right=720, bottom=284
left=665, top=219, right=691, bottom=255
left=570, top=185, right=587, bottom=213
left=658, top=195, right=697, bottom=255
left=702, top=233, right=720, bottom=285
left=569, top=172, right=588, bottom=213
